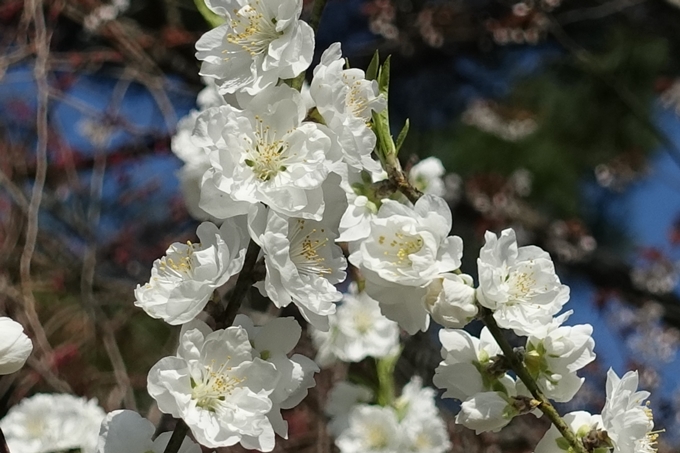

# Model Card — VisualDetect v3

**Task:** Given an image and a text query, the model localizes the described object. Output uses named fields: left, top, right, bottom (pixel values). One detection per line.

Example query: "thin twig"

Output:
left=556, top=0, right=647, bottom=25
left=215, top=240, right=262, bottom=329
left=162, top=420, right=189, bottom=453
left=21, top=0, right=55, bottom=361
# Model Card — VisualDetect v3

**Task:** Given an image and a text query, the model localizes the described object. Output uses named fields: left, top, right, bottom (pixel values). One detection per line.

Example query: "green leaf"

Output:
left=366, top=50, right=380, bottom=81
left=194, top=0, right=225, bottom=28
left=378, top=55, right=391, bottom=95
left=395, top=119, right=410, bottom=155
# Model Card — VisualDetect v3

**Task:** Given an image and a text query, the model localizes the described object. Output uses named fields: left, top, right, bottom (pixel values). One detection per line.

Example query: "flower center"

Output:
left=191, top=360, right=245, bottom=412
left=414, top=432, right=433, bottom=449
left=506, top=269, right=536, bottom=299
left=378, top=231, right=424, bottom=267
left=158, top=242, right=196, bottom=278
left=352, top=309, right=373, bottom=335
left=26, top=418, right=46, bottom=437
left=244, top=116, right=289, bottom=181
left=225, top=2, right=282, bottom=57
left=365, top=425, right=389, bottom=449
left=289, top=219, right=332, bottom=276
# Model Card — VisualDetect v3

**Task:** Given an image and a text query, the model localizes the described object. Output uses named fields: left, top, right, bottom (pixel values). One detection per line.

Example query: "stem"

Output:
left=375, top=354, right=398, bottom=407
left=162, top=420, right=189, bottom=453
left=288, top=0, right=329, bottom=91
left=480, top=308, right=589, bottom=453
left=215, top=239, right=261, bottom=329
left=383, top=153, right=422, bottom=204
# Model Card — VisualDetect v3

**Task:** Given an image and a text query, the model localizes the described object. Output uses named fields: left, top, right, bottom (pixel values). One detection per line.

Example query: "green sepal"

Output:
left=366, top=50, right=380, bottom=81
left=395, top=119, right=410, bottom=155
left=194, top=0, right=224, bottom=28
left=378, top=55, right=391, bottom=95
left=555, top=437, right=571, bottom=451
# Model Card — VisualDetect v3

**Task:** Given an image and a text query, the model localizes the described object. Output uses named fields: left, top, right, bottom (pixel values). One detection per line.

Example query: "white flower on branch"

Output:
left=335, top=405, right=403, bottom=453
left=310, top=42, right=385, bottom=173
left=477, top=228, right=570, bottom=336
left=434, top=327, right=516, bottom=402
left=249, top=179, right=347, bottom=330
left=0, top=393, right=105, bottom=453
left=534, top=411, right=603, bottom=453
left=348, top=194, right=463, bottom=334
left=196, top=84, right=339, bottom=221
left=147, top=321, right=279, bottom=451
left=396, top=377, right=452, bottom=453
left=455, top=391, right=518, bottom=434
left=325, top=381, right=374, bottom=438
left=172, top=83, right=227, bottom=221
left=328, top=378, right=450, bottom=453
left=311, top=283, right=400, bottom=366
left=0, top=317, right=32, bottom=375
left=134, top=219, right=249, bottom=325
left=524, top=311, right=596, bottom=403
left=601, top=369, right=658, bottom=453
left=233, top=315, right=319, bottom=438
left=336, top=164, right=386, bottom=243
left=409, top=156, right=446, bottom=197
left=196, top=0, right=314, bottom=95
left=96, top=410, right=200, bottom=453
left=423, top=272, right=478, bottom=329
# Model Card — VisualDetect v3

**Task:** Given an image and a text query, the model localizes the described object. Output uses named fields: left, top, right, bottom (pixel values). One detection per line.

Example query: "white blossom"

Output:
left=196, top=84, right=339, bottom=221
left=395, top=377, right=439, bottom=422
left=524, top=312, right=596, bottom=402
left=409, top=157, right=446, bottom=197
left=336, top=164, right=386, bottom=243
left=325, top=381, right=374, bottom=437
left=477, top=228, right=570, bottom=335
left=171, top=83, right=226, bottom=220
left=396, top=378, right=451, bottom=453
left=348, top=194, right=463, bottom=334
left=311, top=284, right=400, bottom=366
left=423, top=273, right=478, bottom=329
left=601, top=369, right=657, bottom=453
left=249, top=178, right=347, bottom=330
left=328, top=378, right=450, bottom=453
left=338, top=194, right=379, bottom=242
left=534, top=411, right=603, bottom=453
left=134, top=219, right=249, bottom=325
left=310, top=42, right=385, bottom=173
left=402, top=418, right=451, bottom=453
left=147, top=321, right=279, bottom=450
left=335, top=405, right=403, bottom=453
left=96, top=410, right=201, bottom=453
left=456, top=391, right=517, bottom=434
left=0, top=393, right=105, bottom=453
left=196, top=0, right=314, bottom=94
left=434, top=327, right=516, bottom=401
left=233, top=315, right=319, bottom=438
left=0, top=317, right=32, bottom=375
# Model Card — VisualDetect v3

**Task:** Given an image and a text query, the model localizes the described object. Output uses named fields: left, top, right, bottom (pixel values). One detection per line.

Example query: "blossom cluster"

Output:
left=326, top=378, right=451, bottom=453
left=0, top=0, right=660, bottom=452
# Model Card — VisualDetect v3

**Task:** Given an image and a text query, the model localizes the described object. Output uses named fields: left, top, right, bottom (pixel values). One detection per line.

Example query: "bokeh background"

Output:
left=2, top=0, right=680, bottom=451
